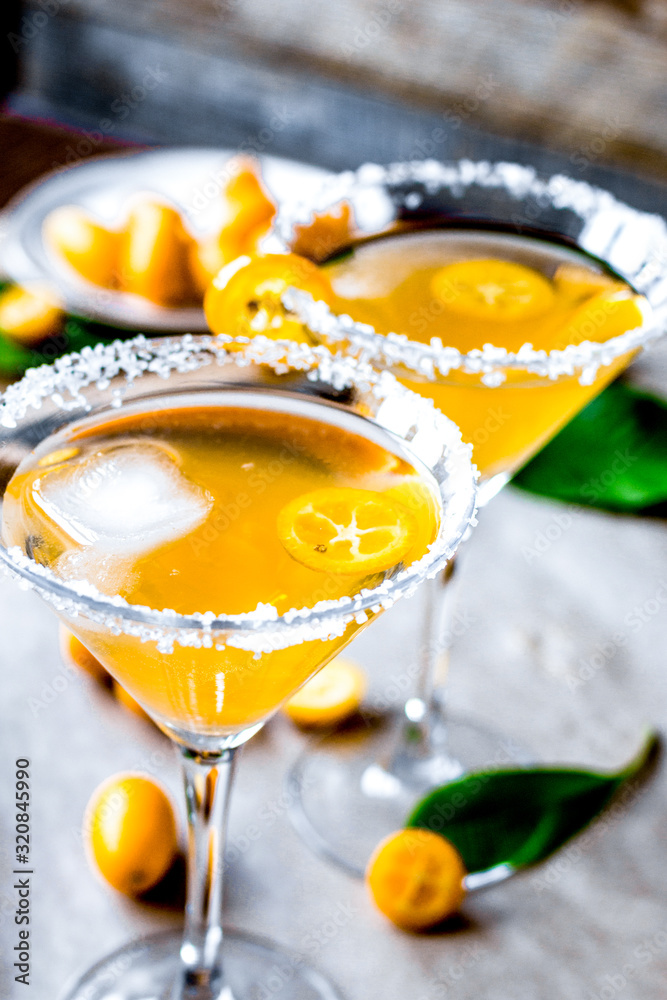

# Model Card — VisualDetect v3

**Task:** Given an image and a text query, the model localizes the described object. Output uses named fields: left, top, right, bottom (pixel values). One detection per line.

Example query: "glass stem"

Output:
left=390, top=556, right=463, bottom=784
left=176, top=744, right=239, bottom=1000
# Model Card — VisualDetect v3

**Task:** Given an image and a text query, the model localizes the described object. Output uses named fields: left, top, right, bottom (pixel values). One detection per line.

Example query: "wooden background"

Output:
left=9, top=0, right=667, bottom=194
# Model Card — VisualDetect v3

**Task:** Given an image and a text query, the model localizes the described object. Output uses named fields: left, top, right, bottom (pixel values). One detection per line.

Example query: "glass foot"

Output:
left=59, top=928, right=343, bottom=1000
left=287, top=711, right=532, bottom=878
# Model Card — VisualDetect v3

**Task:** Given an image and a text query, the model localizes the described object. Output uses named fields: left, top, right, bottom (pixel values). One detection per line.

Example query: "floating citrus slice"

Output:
left=431, top=258, right=554, bottom=322
left=85, top=774, right=178, bottom=896
left=203, top=252, right=332, bottom=342
left=284, top=658, right=367, bottom=727
left=277, top=487, right=417, bottom=574
left=366, top=828, right=467, bottom=931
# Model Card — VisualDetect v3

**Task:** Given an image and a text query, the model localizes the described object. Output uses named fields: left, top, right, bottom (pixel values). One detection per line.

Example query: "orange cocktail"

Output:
left=200, top=161, right=664, bottom=878
left=3, top=391, right=439, bottom=737
left=0, top=335, right=478, bottom=998
left=322, top=229, right=647, bottom=479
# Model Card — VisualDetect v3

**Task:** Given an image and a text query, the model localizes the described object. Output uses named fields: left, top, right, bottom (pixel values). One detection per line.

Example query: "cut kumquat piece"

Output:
left=290, top=201, right=354, bottom=262
left=384, top=479, right=440, bottom=565
left=188, top=234, right=239, bottom=298
left=85, top=774, right=178, bottom=896
left=284, top=658, right=367, bottom=727
left=43, top=206, right=121, bottom=288
left=203, top=252, right=332, bottom=342
left=366, top=828, right=467, bottom=931
left=189, top=224, right=273, bottom=299
left=554, top=288, right=646, bottom=348
left=553, top=262, right=626, bottom=301
left=236, top=218, right=273, bottom=256
left=0, top=284, right=64, bottom=345
left=431, top=258, right=554, bottom=322
left=223, top=163, right=276, bottom=236
left=277, top=487, right=417, bottom=574
left=120, top=199, right=195, bottom=306
left=189, top=163, right=275, bottom=297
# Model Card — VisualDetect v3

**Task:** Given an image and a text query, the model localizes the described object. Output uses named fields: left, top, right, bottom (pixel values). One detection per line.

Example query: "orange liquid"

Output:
left=325, top=230, right=647, bottom=479
left=2, top=395, right=438, bottom=737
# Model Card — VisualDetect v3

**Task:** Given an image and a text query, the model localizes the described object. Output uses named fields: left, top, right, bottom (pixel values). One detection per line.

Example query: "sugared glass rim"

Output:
left=0, top=334, right=477, bottom=652
left=273, top=159, right=667, bottom=386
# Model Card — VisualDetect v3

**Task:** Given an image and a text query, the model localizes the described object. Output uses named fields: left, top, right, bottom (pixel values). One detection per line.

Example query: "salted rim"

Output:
left=284, top=288, right=660, bottom=388
left=0, top=334, right=477, bottom=652
left=273, top=159, right=667, bottom=386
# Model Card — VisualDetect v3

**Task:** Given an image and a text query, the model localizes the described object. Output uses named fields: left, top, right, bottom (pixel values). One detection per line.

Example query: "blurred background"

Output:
left=1, top=0, right=666, bottom=209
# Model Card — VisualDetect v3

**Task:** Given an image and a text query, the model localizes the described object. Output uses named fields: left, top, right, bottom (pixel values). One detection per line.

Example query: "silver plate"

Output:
left=0, top=147, right=330, bottom=331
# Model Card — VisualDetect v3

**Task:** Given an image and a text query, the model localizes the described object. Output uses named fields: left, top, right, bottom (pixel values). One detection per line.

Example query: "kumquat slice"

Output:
left=431, top=258, right=554, bottom=322
left=204, top=252, right=332, bottom=342
left=284, top=658, right=367, bottom=727
left=277, top=487, right=417, bottom=575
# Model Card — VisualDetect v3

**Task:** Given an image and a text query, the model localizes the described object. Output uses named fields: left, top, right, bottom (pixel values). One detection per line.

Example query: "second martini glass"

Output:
left=0, top=334, right=476, bottom=999
left=253, top=159, right=667, bottom=876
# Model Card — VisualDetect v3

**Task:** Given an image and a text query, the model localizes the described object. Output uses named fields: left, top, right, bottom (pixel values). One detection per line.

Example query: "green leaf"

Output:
left=0, top=334, right=36, bottom=376
left=513, top=381, right=667, bottom=513
left=407, top=731, right=658, bottom=874
left=0, top=283, right=34, bottom=375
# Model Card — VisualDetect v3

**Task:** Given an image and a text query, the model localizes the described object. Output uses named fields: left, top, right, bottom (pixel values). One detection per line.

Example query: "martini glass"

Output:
left=267, top=159, right=667, bottom=876
left=0, top=333, right=477, bottom=1000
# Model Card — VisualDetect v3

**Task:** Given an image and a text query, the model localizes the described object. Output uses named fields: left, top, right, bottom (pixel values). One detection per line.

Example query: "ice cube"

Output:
left=54, top=547, right=139, bottom=598
left=32, top=441, right=212, bottom=554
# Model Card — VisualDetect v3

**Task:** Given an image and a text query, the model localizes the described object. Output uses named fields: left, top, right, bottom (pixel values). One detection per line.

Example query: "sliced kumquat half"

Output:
left=366, top=828, right=467, bottom=931
left=284, top=658, right=367, bottom=727
left=431, top=258, right=555, bottom=322
left=277, top=487, right=417, bottom=575
left=203, top=252, right=332, bottom=342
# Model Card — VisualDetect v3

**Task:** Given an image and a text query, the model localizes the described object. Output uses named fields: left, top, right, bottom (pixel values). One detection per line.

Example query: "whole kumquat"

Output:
left=366, top=828, right=467, bottom=931
left=85, top=774, right=178, bottom=896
